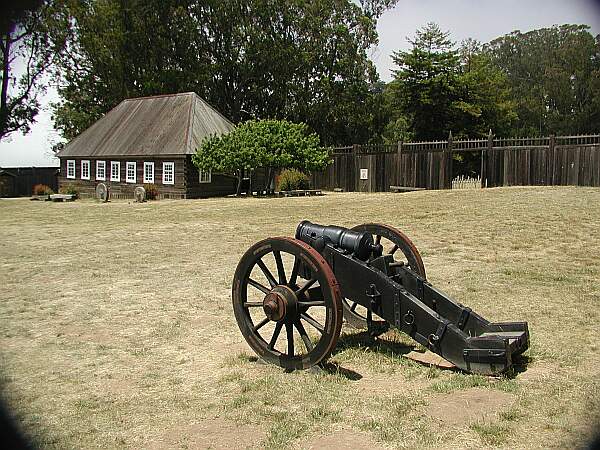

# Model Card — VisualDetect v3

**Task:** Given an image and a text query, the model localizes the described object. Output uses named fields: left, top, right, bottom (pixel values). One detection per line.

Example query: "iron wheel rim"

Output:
left=232, top=237, right=343, bottom=370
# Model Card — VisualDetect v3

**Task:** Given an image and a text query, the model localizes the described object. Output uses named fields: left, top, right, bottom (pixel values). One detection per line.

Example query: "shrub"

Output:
left=277, top=169, right=310, bottom=191
left=143, top=184, right=159, bottom=200
left=58, top=186, right=79, bottom=198
left=32, top=184, right=54, bottom=195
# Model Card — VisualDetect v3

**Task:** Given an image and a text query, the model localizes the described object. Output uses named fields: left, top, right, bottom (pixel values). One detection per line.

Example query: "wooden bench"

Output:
left=306, top=189, right=323, bottom=196
left=49, top=194, right=76, bottom=202
left=30, top=195, right=50, bottom=201
left=277, top=189, right=323, bottom=197
left=389, top=185, right=425, bottom=193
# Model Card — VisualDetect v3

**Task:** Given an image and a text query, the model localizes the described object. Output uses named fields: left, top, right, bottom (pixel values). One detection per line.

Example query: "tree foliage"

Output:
left=485, top=24, right=600, bottom=136
left=0, top=0, right=66, bottom=141
left=389, top=23, right=460, bottom=140
left=358, top=0, right=400, bottom=19
left=52, top=0, right=397, bottom=145
left=387, top=23, right=516, bottom=141
left=455, top=39, right=517, bottom=137
left=193, top=119, right=330, bottom=193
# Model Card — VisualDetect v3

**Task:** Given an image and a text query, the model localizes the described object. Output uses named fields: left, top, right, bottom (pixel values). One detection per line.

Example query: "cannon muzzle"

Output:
left=295, top=221, right=380, bottom=260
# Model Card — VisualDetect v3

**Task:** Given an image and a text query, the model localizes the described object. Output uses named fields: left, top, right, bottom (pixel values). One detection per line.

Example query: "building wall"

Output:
left=0, top=167, right=58, bottom=196
left=0, top=174, right=16, bottom=197
left=184, top=156, right=237, bottom=198
left=58, top=156, right=239, bottom=198
left=58, top=157, right=187, bottom=198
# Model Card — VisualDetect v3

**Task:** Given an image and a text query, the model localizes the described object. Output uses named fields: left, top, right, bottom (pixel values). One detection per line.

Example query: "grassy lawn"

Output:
left=1, top=186, right=599, bottom=449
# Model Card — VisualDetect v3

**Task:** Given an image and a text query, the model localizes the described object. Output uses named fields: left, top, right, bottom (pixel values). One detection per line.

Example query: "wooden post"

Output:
left=397, top=140, right=403, bottom=186
left=352, top=144, right=359, bottom=192
left=483, top=129, right=492, bottom=188
left=446, top=131, right=453, bottom=189
left=549, top=134, right=556, bottom=185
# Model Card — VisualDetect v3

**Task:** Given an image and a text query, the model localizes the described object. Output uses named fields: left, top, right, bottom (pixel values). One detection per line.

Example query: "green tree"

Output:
left=1, top=0, right=67, bottom=140
left=51, top=0, right=204, bottom=140
left=485, top=24, right=600, bottom=135
left=192, top=119, right=330, bottom=194
left=455, top=39, right=517, bottom=138
left=389, top=23, right=461, bottom=140
left=52, top=0, right=397, bottom=145
left=388, top=23, right=517, bottom=141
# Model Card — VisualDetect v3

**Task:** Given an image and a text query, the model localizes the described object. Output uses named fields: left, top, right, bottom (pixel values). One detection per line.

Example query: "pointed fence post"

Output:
left=446, top=131, right=453, bottom=189
left=397, top=140, right=403, bottom=186
left=549, top=134, right=556, bottom=185
left=483, top=129, right=493, bottom=188
left=352, top=144, right=359, bottom=192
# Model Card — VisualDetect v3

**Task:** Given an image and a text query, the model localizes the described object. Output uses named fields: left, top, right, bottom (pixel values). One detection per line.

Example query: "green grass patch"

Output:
left=429, top=373, right=518, bottom=394
left=471, top=421, right=511, bottom=446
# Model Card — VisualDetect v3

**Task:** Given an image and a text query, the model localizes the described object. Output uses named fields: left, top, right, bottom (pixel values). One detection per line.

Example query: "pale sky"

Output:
left=1, top=0, right=599, bottom=167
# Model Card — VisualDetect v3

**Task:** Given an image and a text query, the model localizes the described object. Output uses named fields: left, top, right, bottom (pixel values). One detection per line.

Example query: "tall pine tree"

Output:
left=388, top=23, right=516, bottom=141
left=390, top=23, right=460, bottom=140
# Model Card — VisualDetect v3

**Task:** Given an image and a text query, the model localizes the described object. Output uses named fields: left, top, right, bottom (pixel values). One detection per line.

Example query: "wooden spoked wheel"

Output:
left=232, top=237, right=343, bottom=370
left=342, top=223, right=427, bottom=329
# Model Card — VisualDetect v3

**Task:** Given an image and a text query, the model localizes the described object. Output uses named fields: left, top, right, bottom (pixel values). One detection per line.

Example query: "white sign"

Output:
left=360, top=168, right=368, bottom=180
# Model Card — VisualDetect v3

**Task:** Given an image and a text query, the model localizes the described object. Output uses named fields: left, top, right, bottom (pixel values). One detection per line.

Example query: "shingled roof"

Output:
left=57, top=92, right=234, bottom=158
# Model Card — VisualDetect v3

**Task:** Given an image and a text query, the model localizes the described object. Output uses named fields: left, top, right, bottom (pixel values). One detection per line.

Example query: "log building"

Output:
left=57, top=92, right=236, bottom=199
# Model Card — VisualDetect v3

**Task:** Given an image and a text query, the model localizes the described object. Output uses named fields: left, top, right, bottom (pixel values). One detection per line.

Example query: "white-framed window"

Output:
left=66, top=160, right=75, bottom=179
left=81, top=160, right=90, bottom=180
left=162, top=162, right=174, bottom=185
left=96, top=161, right=106, bottom=181
left=110, top=161, right=120, bottom=182
left=126, top=162, right=136, bottom=183
left=199, top=169, right=211, bottom=183
left=144, top=162, right=154, bottom=183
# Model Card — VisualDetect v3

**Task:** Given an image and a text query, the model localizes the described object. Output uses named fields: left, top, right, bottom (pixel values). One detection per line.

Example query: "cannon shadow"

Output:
left=331, top=330, right=531, bottom=379
left=334, top=330, right=416, bottom=356
left=320, top=330, right=416, bottom=379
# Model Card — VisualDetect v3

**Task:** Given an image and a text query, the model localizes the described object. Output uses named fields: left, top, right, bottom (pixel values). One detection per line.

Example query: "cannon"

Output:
left=232, top=222, right=529, bottom=375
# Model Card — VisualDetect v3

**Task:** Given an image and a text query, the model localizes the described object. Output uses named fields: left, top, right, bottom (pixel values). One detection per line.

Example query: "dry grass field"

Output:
left=1, top=186, right=599, bottom=449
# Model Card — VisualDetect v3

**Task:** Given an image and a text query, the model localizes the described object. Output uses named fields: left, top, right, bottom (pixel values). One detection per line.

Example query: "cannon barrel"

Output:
left=295, top=220, right=378, bottom=260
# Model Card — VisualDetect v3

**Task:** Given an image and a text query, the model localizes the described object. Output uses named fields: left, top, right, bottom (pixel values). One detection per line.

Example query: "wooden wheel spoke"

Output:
left=298, top=300, right=326, bottom=307
left=248, top=278, right=271, bottom=295
left=301, top=312, right=324, bottom=334
left=268, top=321, right=283, bottom=350
left=296, top=277, right=317, bottom=295
left=253, top=317, right=269, bottom=332
left=289, top=256, right=300, bottom=286
left=388, top=244, right=399, bottom=255
left=243, top=301, right=263, bottom=308
left=273, top=250, right=287, bottom=285
left=305, top=286, right=324, bottom=299
left=295, top=319, right=314, bottom=352
left=375, top=235, right=381, bottom=246
left=286, top=322, right=294, bottom=356
left=256, top=259, right=277, bottom=287
left=350, top=301, right=358, bottom=312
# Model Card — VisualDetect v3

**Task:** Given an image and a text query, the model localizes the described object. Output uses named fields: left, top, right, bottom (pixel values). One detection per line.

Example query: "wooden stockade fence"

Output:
left=311, top=134, right=600, bottom=192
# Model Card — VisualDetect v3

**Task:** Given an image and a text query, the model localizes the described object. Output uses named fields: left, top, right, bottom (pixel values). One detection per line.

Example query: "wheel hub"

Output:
left=263, top=285, right=297, bottom=322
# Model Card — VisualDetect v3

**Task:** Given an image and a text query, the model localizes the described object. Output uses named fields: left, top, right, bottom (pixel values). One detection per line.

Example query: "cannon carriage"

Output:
left=232, top=221, right=529, bottom=375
